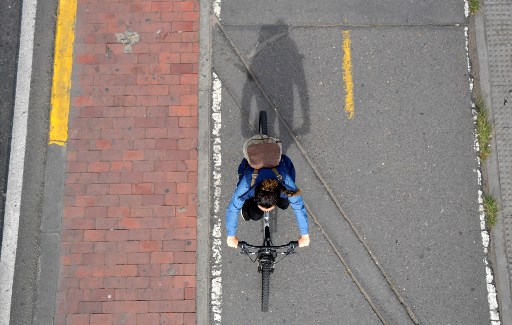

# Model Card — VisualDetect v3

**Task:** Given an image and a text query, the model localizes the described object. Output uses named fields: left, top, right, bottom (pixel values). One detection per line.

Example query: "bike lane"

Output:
left=206, top=0, right=495, bottom=324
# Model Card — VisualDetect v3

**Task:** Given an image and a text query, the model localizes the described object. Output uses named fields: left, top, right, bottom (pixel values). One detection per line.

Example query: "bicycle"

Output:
left=237, top=111, right=299, bottom=312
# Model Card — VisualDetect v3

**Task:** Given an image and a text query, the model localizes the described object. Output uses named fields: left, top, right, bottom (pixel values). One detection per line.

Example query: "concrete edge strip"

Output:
left=197, top=0, right=213, bottom=324
left=32, top=0, right=77, bottom=323
left=0, top=0, right=38, bottom=323
left=33, top=145, right=66, bottom=324
left=474, top=8, right=512, bottom=325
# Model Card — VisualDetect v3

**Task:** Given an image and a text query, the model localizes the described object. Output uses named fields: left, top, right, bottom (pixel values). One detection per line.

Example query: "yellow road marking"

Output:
left=49, top=0, right=77, bottom=145
left=342, top=30, right=354, bottom=119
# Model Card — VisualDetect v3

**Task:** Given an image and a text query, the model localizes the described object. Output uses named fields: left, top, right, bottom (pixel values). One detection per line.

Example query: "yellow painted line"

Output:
left=49, top=0, right=77, bottom=145
left=342, top=30, right=354, bottom=119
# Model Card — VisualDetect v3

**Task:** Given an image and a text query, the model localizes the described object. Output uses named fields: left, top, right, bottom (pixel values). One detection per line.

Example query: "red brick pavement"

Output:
left=56, top=1, right=199, bottom=324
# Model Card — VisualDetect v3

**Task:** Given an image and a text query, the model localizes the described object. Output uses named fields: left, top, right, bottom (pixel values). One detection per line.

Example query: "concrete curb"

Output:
left=474, top=9, right=512, bottom=325
left=196, top=0, right=212, bottom=324
left=33, top=144, right=66, bottom=325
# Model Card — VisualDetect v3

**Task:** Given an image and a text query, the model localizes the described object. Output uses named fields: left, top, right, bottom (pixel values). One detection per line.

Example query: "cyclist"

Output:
left=226, top=155, right=310, bottom=248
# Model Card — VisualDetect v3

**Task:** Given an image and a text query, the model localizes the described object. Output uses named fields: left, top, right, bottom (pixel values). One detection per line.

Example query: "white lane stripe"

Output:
left=463, top=4, right=501, bottom=324
left=0, top=0, right=38, bottom=323
left=211, top=72, right=223, bottom=324
left=213, top=0, right=221, bottom=19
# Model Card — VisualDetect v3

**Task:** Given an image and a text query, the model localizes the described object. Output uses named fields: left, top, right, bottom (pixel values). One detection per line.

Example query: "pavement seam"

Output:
left=212, top=13, right=420, bottom=325
left=220, top=23, right=468, bottom=28
left=305, top=203, right=386, bottom=324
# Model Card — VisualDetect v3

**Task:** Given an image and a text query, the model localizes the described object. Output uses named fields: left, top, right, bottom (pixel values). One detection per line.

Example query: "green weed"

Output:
left=475, top=98, right=492, bottom=161
left=483, top=195, right=498, bottom=229
left=469, top=0, right=480, bottom=14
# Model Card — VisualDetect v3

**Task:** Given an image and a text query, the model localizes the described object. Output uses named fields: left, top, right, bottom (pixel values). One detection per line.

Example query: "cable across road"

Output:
left=212, top=13, right=420, bottom=325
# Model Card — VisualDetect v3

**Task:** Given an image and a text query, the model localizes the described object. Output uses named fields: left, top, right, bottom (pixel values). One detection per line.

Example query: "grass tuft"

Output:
left=469, top=0, right=480, bottom=14
left=483, top=195, right=498, bottom=229
left=475, top=98, right=492, bottom=161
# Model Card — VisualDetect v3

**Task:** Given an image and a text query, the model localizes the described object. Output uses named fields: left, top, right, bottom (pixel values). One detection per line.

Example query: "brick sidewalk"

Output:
left=55, top=1, right=199, bottom=324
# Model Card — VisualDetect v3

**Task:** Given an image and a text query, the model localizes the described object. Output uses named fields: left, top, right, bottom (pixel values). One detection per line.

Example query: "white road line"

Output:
left=462, top=3, right=501, bottom=324
left=213, top=0, right=221, bottom=19
left=211, top=72, right=223, bottom=324
left=0, top=0, right=38, bottom=324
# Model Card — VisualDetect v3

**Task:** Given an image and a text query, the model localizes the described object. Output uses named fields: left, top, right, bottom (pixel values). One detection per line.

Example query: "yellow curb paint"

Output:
left=342, top=30, right=354, bottom=119
left=49, top=0, right=77, bottom=145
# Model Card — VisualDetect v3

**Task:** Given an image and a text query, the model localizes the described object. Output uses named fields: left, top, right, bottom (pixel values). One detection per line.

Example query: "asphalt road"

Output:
left=0, top=0, right=57, bottom=324
left=209, top=1, right=490, bottom=324
left=0, top=0, right=22, bottom=256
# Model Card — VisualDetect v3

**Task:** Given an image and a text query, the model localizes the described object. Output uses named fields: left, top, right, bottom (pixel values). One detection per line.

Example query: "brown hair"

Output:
left=255, top=179, right=302, bottom=208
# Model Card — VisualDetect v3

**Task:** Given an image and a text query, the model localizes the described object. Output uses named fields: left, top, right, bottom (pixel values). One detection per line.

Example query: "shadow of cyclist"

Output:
left=240, top=21, right=310, bottom=154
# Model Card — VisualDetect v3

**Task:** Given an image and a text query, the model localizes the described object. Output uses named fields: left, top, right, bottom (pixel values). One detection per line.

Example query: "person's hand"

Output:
left=227, top=236, right=239, bottom=248
left=298, top=234, right=310, bottom=247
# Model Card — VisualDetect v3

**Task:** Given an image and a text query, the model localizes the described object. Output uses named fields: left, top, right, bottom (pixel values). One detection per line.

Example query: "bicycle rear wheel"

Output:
left=261, top=261, right=272, bottom=312
left=259, top=111, right=267, bottom=135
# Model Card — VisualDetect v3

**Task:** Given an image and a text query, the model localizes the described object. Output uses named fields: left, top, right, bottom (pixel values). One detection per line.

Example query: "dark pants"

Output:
left=241, top=197, right=290, bottom=221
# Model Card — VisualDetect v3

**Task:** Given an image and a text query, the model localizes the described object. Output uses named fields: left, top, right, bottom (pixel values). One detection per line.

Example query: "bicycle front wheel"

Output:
left=259, top=111, right=267, bottom=135
left=261, top=261, right=272, bottom=312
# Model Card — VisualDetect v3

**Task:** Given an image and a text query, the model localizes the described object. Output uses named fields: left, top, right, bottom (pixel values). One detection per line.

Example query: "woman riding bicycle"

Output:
left=225, top=155, right=310, bottom=248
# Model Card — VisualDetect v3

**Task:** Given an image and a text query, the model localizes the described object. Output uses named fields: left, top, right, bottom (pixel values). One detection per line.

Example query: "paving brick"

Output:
left=115, top=265, right=138, bottom=276
left=80, top=277, right=104, bottom=289
left=133, top=161, right=155, bottom=172
left=162, top=240, right=186, bottom=252
left=170, top=300, right=195, bottom=313
left=84, top=230, right=107, bottom=241
left=116, top=241, right=140, bottom=253
left=184, top=312, right=196, bottom=325
left=106, top=230, right=130, bottom=241
left=138, top=288, right=184, bottom=301
left=91, top=265, right=116, bottom=277
left=68, top=161, right=88, bottom=173
left=95, top=218, right=119, bottom=231
left=94, top=242, right=117, bottom=253
left=79, top=301, right=103, bottom=314
left=90, top=313, right=113, bottom=324
left=172, top=276, right=195, bottom=288
left=70, top=242, right=94, bottom=253
left=184, top=288, right=195, bottom=300
left=103, top=277, right=127, bottom=289
left=150, top=251, right=174, bottom=264
left=111, top=161, right=133, bottom=172
left=137, top=264, right=161, bottom=277
left=127, top=252, right=150, bottom=265
left=66, top=314, right=89, bottom=325
left=128, top=228, right=151, bottom=240
left=115, top=288, right=137, bottom=301
left=82, top=253, right=106, bottom=265
left=173, top=252, right=196, bottom=264
left=126, top=277, right=150, bottom=289
left=62, top=254, right=82, bottom=266
left=106, top=206, right=131, bottom=218
left=89, top=185, right=116, bottom=198
left=136, top=313, right=160, bottom=324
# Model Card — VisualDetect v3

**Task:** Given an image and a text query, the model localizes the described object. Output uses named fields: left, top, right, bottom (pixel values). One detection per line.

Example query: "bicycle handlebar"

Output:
left=238, top=240, right=299, bottom=251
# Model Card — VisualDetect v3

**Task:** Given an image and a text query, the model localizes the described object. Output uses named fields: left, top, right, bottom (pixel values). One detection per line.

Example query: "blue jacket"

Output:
left=226, top=155, right=309, bottom=237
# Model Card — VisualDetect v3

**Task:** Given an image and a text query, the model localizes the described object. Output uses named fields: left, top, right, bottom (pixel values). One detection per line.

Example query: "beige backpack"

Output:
left=242, top=134, right=283, bottom=187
